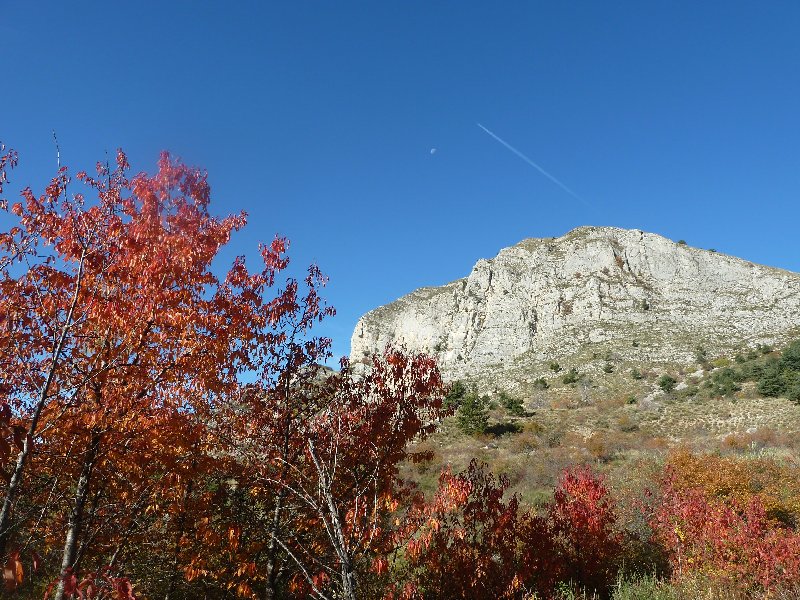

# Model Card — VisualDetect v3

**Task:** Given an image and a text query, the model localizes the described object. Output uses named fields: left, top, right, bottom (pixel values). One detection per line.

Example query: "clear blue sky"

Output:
left=3, top=2, right=799, bottom=360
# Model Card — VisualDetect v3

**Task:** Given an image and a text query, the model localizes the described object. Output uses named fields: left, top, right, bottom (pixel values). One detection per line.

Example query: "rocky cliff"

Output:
left=351, top=227, right=800, bottom=392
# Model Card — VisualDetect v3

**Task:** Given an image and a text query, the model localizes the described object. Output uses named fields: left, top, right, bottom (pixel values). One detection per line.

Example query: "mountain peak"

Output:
left=351, top=227, right=800, bottom=392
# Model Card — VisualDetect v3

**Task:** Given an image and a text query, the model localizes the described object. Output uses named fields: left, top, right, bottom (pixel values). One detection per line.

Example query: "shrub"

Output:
left=664, top=450, right=800, bottom=526
left=562, top=368, right=581, bottom=385
left=757, top=359, right=786, bottom=397
left=658, top=375, right=677, bottom=393
left=695, top=346, right=708, bottom=364
left=444, top=379, right=468, bottom=410
left=788, top=382, right=800, bottom=403
left=651, top=475, right=800, bottom=592
left=396, top=460, right=558, bottom=599
left=782, top=339, right=800, bottom=371
left=456, top=392, right=489, bottom=435
left=630, top=368, right=643, bottom=380
left=533, top=377, right=550, bottom=390
left=549, top=466, right=623, bottom=595
left=603, top=363, right=614, bottom=374
left=499, top=391, right=525, bottom=416
left=708, top=367, right=743, bottom=397
left=550, top=361, right=562, bottom=373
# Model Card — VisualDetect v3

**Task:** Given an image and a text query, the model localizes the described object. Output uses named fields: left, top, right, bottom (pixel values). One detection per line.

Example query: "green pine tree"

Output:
left=457, top=392, right=489, bottom=435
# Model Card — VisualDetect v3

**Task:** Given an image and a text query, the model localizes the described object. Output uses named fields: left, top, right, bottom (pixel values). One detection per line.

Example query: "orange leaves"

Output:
left=394, top=460, right=533, bottom=599
left=0, top=146, right=336, bottom=596
left=2, top=551, right=23, bottom=591
left=651, top=452, right=800, bottom=591
left=44, top=567, right=140, bottom=600
left=389, top=462, right=625, bottom=599
left=665, top=450, right=800, bottom=524
left=0, top=142, right=19, bottom=196
left=227, top=525, right=241, bottom=551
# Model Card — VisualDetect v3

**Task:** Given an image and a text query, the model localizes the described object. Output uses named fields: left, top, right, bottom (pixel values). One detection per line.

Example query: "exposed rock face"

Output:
left=350, top=227, right=800, bottom=392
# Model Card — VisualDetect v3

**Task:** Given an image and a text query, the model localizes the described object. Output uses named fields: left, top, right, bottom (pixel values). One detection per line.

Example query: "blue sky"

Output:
left=2, top=2, right=799, bottom=360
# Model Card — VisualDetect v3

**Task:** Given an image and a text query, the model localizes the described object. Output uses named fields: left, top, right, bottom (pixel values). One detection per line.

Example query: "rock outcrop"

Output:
left=350, top=227, right=800, bottom=392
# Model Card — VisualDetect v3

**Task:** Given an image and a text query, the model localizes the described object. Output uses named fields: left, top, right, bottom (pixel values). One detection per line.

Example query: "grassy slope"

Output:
left=403, top=343, right=800, bottom=505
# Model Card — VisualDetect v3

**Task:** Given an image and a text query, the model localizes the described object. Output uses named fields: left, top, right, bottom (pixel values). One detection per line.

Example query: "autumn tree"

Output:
left=388, top=459, right=560, bottom=600
left=0, top=147, right=336, bottom=598
left=203, top=348, right=447, bottom=600
left=548, top=466, right=622, bottom=596
left=651, top=468, right=800, bottom=592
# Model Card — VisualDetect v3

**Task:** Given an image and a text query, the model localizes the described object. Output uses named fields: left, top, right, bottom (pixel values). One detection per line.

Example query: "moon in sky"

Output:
left=430, top=148, right=437, bottom=154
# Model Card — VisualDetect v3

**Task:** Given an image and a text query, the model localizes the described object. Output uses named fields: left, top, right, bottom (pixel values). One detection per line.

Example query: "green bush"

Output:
left=498, top=391, right=525, bottom=416
left=630, top=369, right=643, bottom=380
left=550, top=361, right=562, bottom=373
left=533, top=377, right=549, bottom=390
left=757, top=358, right=786, bottom=397
left=748, top=340, right=800, bottom=402
left=562, top=368, right=580, bottom=385
left=695, top=346, right=708, bottom=364
left=456, top=392, right=489, bottom=435
left=603, top=363, right=614, bottom=374
left=658, top=375, right=677, bottom=393
left=444, top=380, right=468, bottom=410
left=788, top=382, right=800, bottom=403
left=781, top=339, right=800, bottom=371
left=709, top=367, right=743, bottom=397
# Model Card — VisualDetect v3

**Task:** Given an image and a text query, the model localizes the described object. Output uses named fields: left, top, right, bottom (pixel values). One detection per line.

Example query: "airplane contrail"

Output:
left=476, top=123, right=589, bottom=206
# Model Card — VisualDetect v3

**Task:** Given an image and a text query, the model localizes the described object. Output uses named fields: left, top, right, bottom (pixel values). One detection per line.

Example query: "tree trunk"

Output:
left=309, top=441, right=357, bottom=600
left=0, top=401, right=45, bottom=559
left=263, top=490, right=287, bottom=600
left=0, top=250, right=85, bottom=558
left=53, top=431, right=101, bottom=600
left=324, top=489, right=357, bottom=600
left=165, top=478, right=194, bottom=600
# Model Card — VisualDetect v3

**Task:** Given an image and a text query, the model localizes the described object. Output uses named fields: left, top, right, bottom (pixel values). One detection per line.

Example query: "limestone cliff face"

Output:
left=350, top=227, right=800, bottom=390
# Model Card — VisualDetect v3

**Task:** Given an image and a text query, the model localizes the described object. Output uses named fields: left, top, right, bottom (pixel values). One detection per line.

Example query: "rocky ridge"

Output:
left=351, top=227, right=800, bottom=394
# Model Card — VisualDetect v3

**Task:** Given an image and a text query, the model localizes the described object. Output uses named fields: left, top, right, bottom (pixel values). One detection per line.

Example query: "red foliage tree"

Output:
left=651, top=470, right=800, bottom=591
left=204, top=348, right=448, bottom=600
left=0, top=147, right=333, bottom=598
left=547, top=466, right=622, bottom=595
left=389, top=459, right=558, bottom=600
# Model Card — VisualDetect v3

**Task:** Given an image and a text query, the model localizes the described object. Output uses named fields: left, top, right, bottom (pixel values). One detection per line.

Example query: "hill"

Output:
left=351, top=226, right=800, bottom=396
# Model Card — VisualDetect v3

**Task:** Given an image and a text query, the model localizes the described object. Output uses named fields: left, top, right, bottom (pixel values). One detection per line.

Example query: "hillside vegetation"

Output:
left=397, top=338, right=800, bottom=598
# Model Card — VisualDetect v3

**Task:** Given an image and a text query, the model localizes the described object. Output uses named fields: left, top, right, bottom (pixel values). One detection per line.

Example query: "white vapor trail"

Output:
left=476, top=123, right=589, bottom=206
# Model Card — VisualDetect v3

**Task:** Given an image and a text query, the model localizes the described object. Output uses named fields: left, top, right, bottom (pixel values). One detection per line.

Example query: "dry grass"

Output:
left=404, top=353, right=800, bottom=511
